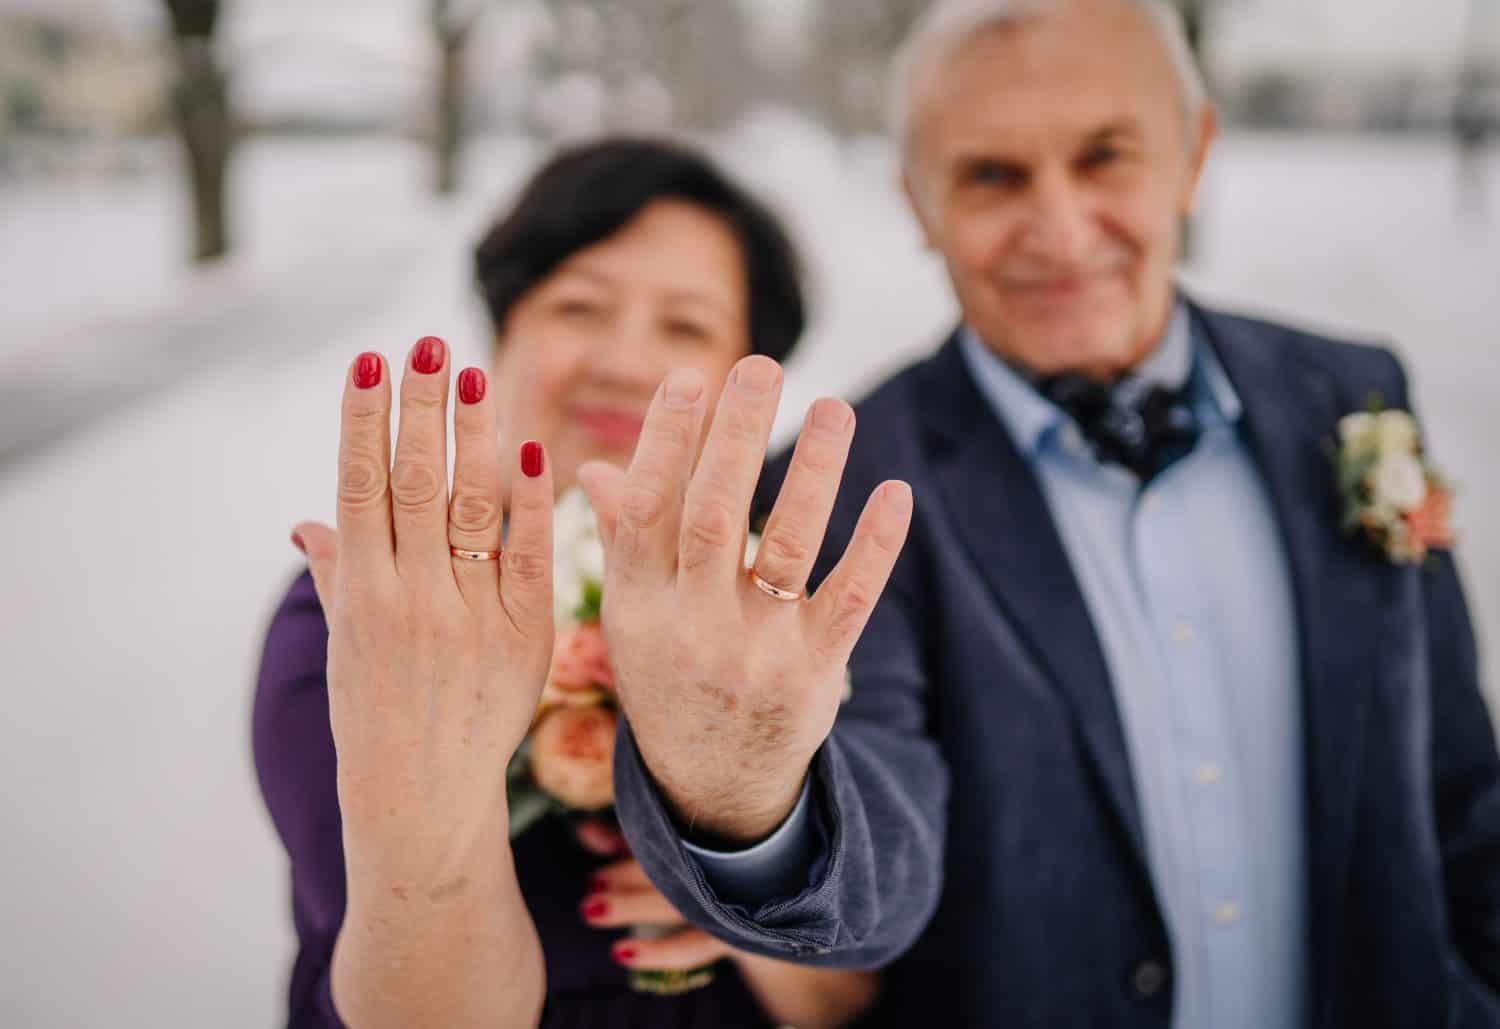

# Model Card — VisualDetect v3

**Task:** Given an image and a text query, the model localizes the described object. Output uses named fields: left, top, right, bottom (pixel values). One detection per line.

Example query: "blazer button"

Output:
left=1130, top=960, right=1169, bottom=1001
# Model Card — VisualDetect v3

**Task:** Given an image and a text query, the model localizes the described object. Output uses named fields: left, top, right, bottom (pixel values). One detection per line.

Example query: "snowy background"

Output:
left=2, top=123, right=1497, bottom=1029
left=2, top=1, right=1500, bottom=1025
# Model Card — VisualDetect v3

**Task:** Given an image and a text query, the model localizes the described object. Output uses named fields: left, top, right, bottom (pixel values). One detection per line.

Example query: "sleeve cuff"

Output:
left=680, top=775, right=816, bottom=905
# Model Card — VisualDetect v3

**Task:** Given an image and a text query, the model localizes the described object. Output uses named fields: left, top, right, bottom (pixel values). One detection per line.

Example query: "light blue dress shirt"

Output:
left=689, top=305, right=1308, bottom=1029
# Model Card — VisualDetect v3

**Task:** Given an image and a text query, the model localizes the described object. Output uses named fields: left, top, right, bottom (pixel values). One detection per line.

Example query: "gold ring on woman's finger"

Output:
left=749, top=569, right=802, bottom=602
left=450, top=545, right=502, bottom=562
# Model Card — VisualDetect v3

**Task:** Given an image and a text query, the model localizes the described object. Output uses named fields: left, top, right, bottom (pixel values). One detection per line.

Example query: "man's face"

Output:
left=905, top=0, right=1216, bottom=380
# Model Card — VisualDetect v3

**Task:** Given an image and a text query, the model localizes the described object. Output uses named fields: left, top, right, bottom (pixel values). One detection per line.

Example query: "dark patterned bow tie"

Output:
left=1038, top=372, right=1201, bottom=481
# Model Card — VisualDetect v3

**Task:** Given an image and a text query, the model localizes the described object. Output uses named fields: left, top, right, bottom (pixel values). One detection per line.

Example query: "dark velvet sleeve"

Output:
left=252, top=570, right=348, bottom=1028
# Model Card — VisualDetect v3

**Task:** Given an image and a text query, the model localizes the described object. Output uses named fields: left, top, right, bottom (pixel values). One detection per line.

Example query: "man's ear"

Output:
left=901, top=167, right=939, bottom=251
left=1182, top=102, right=1219, bottom=216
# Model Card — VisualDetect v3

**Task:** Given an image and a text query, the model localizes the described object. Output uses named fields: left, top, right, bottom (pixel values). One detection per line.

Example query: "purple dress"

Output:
left=253, top=570, right=776, bottom=1029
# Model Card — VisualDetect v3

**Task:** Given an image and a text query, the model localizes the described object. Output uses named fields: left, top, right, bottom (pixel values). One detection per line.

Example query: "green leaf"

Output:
left=629, top=965, right=719, bottom=995
left=572, top=579, right=603, bottom=623
left=507, top=783, right=558, bottom=840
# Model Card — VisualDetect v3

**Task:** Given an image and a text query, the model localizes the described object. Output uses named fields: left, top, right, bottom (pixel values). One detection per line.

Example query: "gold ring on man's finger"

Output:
left=450, top=545, right=503, bottom=562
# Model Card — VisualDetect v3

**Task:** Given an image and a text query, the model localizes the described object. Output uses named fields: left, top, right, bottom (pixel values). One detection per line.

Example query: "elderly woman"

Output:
left=254, top=140, right=880, bottom=1028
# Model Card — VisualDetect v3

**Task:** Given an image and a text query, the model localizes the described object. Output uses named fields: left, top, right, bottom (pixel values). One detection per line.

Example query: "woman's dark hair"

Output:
left=474, top=138, right=805, bottom=364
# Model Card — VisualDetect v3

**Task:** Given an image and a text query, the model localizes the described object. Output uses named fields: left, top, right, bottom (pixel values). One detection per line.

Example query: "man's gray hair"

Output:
left=890, top=0, right=1209, bottom=157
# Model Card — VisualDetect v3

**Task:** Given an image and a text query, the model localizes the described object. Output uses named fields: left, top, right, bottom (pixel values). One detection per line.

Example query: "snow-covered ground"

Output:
left=0, top=123, right=1497, bottom=1027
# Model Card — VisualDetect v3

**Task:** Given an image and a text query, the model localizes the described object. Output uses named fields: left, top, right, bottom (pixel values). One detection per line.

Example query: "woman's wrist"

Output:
left=334, top=830, right=543, bottom=1029
left=342, top=811, right=515, bottom=912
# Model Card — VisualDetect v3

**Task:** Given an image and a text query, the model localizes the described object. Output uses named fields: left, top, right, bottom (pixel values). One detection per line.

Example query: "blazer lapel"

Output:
left=1195, top=303, right=1383, bottom=1023
left=917, top=336, right=1150, bottom=872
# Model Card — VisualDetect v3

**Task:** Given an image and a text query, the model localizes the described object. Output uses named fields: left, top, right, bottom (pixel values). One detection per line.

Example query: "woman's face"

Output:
left=491, top=199, right=753, bottom=495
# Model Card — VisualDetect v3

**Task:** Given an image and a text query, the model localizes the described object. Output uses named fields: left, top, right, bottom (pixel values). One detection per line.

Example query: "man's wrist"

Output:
left=681, top=774, right=817, bottom=903
left=652, top=760, right=809, bottom=848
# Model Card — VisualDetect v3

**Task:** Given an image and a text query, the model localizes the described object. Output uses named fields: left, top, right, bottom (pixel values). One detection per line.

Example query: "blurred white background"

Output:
left=1, top=1, right=1497, bottom=1026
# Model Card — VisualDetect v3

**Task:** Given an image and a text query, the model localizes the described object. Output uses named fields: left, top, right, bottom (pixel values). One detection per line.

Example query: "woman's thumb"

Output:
left=290, top=521, right=340, bottom=611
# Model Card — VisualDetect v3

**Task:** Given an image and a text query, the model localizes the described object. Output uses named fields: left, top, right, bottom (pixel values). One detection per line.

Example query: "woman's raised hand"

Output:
left=294, top=338, right=553, bottom=1027
left=297, top=337, right=555, bottom=863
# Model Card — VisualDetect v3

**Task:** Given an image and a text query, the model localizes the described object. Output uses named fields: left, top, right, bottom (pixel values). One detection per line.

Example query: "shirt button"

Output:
left=1130, top=959, right=1169, bottom=1000
left=1170, top=622, right=1196, bottom=645
left=1213, top=901, right=1242, bottom=926
left=1194, top=762, right=1223, bottom=785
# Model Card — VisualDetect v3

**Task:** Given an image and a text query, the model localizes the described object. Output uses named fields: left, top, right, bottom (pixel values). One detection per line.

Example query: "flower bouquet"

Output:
left=506, top=488, right=750, bottom=994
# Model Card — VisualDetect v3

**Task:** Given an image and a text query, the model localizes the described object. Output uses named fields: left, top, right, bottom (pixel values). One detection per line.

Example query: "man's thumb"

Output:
left=290, top=521, right=340, bottom=612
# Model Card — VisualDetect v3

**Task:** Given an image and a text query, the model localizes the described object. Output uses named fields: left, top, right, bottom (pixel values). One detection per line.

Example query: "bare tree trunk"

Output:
left=1177, top=0, right=1209, bottom=262
left=1455, top=0, right=1493, bottom=213
left=432, top=0, right=469, bottom=195
left=1181, top=1, right=1205, bottom=67
left=165, top=1, right=231, bottom=262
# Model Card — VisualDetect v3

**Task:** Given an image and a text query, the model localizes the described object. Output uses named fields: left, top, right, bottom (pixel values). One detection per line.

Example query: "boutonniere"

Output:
left=1333, top=405, right=1455, bottom=565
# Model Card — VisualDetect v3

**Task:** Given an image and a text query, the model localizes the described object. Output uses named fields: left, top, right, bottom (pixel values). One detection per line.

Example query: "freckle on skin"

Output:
left=391, top=885, right=409, bottom=901
left=748, top=700, right=790, bottom=747
left=428, top=876, right=468, bottom=902
left=693, top=680, right=738, bottom=713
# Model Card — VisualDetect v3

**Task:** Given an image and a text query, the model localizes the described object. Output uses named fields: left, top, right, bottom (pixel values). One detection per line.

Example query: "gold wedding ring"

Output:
left=450, top=545, right=502, bottom=562
left=749, top=569, right=803, bottom=602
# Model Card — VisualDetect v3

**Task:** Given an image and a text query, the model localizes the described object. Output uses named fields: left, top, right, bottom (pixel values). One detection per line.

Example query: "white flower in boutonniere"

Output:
left=1370, top=451, right=1427, bottom=513
left=1334, top=404, right=1455, bottom=564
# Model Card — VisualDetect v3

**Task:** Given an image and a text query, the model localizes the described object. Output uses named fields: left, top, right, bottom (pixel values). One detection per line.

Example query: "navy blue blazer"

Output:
left=613, top=301, right=1500, bottom=1027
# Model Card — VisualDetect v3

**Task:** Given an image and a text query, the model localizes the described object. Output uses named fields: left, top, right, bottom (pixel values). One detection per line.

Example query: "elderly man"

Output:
left=600, top=0, right=1500, bottom=1025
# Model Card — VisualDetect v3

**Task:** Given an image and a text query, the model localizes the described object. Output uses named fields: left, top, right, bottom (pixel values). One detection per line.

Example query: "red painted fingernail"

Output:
left=412, top=336, right=446, bottom=375
left=521, top=440, right=545, bottom=478
left=581, top=899, right=608, bottom=921
left=612, top=945, right=638, bottom=965
left=290, top=530, right=306, bottom=555
left=353, top=353, right=382, bottom=389
left=458, top=368, right=486, bottom=405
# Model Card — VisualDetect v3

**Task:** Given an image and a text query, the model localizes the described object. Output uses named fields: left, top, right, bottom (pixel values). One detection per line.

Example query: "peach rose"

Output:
left=540, top=622, right=615, bottom=709
left=528, top=705, right=618, bottom=811
left=1405, top=485, right=1456, bottom=560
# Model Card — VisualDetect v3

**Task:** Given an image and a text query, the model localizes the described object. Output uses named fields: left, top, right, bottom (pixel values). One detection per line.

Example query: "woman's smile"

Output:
left=569, top=404, right=647, bottom=452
